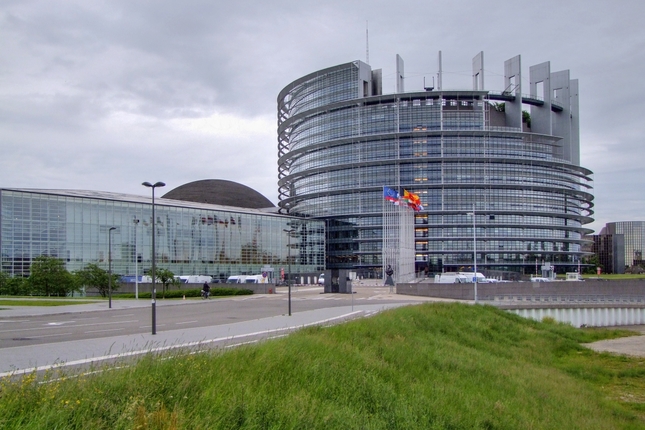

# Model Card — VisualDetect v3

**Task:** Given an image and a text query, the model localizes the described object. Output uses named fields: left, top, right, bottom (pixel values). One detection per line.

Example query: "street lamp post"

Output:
left=467, top=205, right=478, bottom=303
left=142, top=181, right=166, bottom=335
left=108, top=227, right=116, bottom=309
left=133, top=217, right=140, bottom=299
left=283, top=228, right=294, bottom=316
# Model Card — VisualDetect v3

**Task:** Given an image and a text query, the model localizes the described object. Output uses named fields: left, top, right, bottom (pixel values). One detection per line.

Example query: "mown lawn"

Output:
left=0, top=298, right=100, bottom=307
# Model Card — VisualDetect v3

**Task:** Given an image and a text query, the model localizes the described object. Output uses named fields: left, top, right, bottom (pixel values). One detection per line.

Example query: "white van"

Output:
left=226, top=275, right=246, bottom=284
left=244, top=274, right=266, bottom=284
left=178, top=275, right=212, bottom=284
left=434, top=272, right=487, bottom=284
left=434, top=273, right=468, bottom=283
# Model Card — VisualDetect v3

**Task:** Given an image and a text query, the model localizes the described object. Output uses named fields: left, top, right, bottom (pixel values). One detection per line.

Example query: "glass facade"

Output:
left=603, top=221, right=645, bottom=267
left=278, top=60, right=594, bottom=275
left=0, top=189, right=325, bottom=279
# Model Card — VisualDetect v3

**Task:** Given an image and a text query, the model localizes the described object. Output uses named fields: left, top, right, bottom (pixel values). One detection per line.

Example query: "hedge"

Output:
left=114, top=287, right=253, bottom=299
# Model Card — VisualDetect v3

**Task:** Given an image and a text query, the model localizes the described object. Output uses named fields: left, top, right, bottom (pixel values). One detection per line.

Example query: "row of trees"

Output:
left=0, top=256, right=181, bottom=297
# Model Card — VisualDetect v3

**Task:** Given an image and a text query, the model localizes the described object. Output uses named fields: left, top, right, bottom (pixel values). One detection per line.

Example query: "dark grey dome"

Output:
left=162, top=179, right=275, bottom=209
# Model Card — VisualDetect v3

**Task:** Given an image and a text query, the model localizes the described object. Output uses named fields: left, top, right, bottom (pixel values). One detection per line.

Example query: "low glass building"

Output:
left=0, top=188, right=325, bottom=280
left=277, top=53, right=594, bottom=276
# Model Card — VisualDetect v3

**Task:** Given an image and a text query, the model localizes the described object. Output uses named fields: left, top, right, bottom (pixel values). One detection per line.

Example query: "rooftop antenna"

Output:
left=424, top=76, right=435, bottom=91
left=437, top=50, right=443, bottom=91
left=366, top=21, right=369, bottom=64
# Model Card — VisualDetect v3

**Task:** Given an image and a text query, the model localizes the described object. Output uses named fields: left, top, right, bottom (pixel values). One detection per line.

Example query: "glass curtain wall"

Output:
left=0, top=190, right=325, bottom=279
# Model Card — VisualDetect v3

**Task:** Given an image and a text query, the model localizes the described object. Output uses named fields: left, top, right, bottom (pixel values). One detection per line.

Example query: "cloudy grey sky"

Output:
left=1, top=0, right=643, bottom=233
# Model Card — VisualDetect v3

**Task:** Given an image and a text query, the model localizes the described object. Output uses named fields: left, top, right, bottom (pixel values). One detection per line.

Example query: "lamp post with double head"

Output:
left=142, top=181, right=165, bottom=335
left=108, top=227, right=117, bottom=309
left=283, top=228, right=294, bottom=316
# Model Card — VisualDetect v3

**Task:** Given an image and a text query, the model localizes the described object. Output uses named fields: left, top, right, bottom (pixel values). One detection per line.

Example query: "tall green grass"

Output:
left=1, top=303, right=643, bottom=429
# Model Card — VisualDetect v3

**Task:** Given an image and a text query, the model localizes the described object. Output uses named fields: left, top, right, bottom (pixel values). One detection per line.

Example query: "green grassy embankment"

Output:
left=1, top=302, right=644, bottom=429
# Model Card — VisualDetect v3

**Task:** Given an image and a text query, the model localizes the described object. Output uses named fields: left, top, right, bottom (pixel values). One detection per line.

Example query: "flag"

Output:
left=383, top=186, right=400, bottom=203
left=403, top=190, right=424, bottom=212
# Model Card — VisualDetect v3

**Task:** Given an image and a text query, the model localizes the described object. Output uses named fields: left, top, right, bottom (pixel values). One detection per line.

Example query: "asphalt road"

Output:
left=0, top=284, right=435, bottom=376
left=1, top=290, right=326, bottom=348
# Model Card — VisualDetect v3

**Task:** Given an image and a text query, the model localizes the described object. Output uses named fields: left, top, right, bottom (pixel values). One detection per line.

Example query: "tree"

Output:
left=28, top=256, right=77, bottom=296
left=7, top=276, right=28, bottom=295
left=0, top=273, right=28, bottom=296
left=582, top=254, right=602, bottom=274
left=155, top=268, right=180, bottom=299
left=74, top=263, right=120, bottom=298
left=0, top=271, right=8, bottom=295
left=522, top=110, right=531, bottom=128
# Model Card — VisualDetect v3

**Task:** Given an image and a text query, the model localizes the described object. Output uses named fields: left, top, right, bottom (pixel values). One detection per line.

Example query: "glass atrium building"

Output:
left=277, top=53, right=594, bottom=275
left=0, top=188, right=325, bottom=279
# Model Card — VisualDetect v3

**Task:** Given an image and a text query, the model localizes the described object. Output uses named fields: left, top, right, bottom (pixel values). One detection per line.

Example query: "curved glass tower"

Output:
left=278, top=55, right=594, bottom=277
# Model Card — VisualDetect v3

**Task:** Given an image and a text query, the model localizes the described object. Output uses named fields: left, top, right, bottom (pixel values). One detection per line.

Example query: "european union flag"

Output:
left=383, top=186, right=400, bottom=203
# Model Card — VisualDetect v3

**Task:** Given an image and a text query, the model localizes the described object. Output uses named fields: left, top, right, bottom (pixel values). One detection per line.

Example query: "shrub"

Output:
left=114, top=288, right=253, bottom=299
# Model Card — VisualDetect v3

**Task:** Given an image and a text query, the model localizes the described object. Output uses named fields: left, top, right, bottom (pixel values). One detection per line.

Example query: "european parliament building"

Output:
left=277, top=53, right=594, bottom=276
left=0, top=181, right=325, bottom=280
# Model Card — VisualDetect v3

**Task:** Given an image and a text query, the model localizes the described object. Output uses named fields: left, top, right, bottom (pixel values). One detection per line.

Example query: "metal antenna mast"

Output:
left=366, top=21, right=369, bottom=64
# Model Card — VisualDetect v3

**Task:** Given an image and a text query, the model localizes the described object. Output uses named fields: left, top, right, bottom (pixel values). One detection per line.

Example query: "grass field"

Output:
left=1, top=302, right=645, bottom=429
left=0, top=298, right=100, bottom=307
left=556, top=273, right=645, bottom=280
left=593, top=274, right=645, bottom=280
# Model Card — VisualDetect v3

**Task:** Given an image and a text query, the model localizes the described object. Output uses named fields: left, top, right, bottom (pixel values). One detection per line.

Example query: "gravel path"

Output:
left=585, top=326, right=645, bottom=357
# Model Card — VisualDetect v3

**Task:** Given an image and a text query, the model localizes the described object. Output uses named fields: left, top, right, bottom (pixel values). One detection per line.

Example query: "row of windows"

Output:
left=416, top=227, right=577, bottom=240
left=282, top=83, right=516, bottom=149
left=291, top=161, right=584, bottom=197
left=289, top=187, right=586, bottom=218
left=417, top=241, right=577, bottom=252
left=288, top=107, right=490, bottom=150
left=289, top=135, right=562, bottom=176
left=280, top=67, right=360, bottom=117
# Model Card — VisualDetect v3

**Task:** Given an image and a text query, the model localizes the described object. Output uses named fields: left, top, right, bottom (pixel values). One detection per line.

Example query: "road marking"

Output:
left=0, top=311, right=365, bottom=379
left=175, top=321, right=198, bottom=325
left=0, top=320, right=139, bottom=334
left=85, top=328, right=125, bottom=334
left=33, top=332, right=73, bottom=339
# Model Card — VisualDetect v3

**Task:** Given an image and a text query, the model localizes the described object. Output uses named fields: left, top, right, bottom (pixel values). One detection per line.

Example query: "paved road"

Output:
left=0, top=284, right=439, bottom=377
left=0, top=289, right=378, bottom=348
